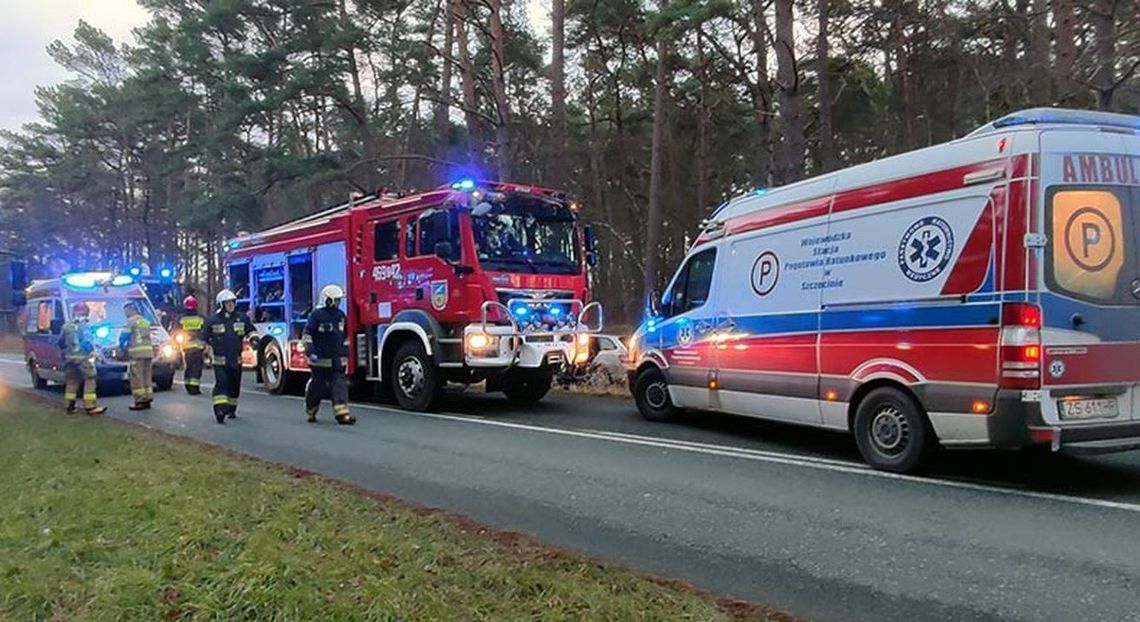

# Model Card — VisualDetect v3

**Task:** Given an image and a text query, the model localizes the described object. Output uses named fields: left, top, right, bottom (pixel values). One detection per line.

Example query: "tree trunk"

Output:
left=751, top=0, right=772, bottom=187
left=1051, top=0, right=1078, bottom=102
left=696, top=30, right=710, bottom=212
left=455, top=4, right=481, bottom=167
left=338, top=0, right=378, bottom=190
left=488, top=0, right=512, bottom=180
left=644, top=1, right=669, bottom=301
left=434, top=0, right=456, bottom=162
left=815, top=0, right=836, bottom=172
left=1091, top=0, right=1116, bottom=110
left=551, top=0, right=567, bottom=186
left=1028, top=0, right=1050, bottom=103
left=775, top=0, right=803, bottom=183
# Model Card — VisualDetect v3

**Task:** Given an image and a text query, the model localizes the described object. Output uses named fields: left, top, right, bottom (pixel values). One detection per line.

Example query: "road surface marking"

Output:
left=5, top=356, right=1140, bottom=514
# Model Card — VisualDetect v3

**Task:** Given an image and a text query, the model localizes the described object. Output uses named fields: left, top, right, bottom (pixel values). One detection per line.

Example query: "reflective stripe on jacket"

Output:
left=125, top=316, right=154, bottom=359
left=179, top=314, right=206, bottom=350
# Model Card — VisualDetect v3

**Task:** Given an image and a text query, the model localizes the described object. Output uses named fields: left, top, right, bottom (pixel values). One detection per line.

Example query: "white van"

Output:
left=627, top=108, right=1140, bottom=473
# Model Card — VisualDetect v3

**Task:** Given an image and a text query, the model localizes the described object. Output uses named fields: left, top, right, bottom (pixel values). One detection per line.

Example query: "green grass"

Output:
left=0, top=399, right=777, bottom=621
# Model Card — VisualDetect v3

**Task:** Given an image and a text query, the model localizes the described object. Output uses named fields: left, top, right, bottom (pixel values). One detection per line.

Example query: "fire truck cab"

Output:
left=225, top=180, right=602, bottom=411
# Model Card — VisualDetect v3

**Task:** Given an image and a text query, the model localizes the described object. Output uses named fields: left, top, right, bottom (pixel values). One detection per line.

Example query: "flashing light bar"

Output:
left=159, top=267, right=173, bottom=280
left=451, top=178, right=477, bottom=191
left=62, top=272, right=135, bottom=290
left=986, top=108, right=1140, bottom=133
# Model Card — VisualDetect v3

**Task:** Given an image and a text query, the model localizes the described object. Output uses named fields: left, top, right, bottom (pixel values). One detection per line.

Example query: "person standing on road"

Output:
left=303, top=284, right=355, bottom=425
left=59, top=302, right=107, bottom=415
left=122, top=302, right=154, bottom=411
left=179, top=295, right=206, bottom=395
left=204, top=289, right=259, bottom=424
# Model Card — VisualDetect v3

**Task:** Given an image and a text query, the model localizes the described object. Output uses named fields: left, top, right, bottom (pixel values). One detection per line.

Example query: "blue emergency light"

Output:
left=94, top=325, right=111, bottom=339
left=127, top=266, right=142, bottom=277
left=451, top=178, right=477, bottom=191
left=111, top=275, right=134, bottom=286
left=159, top=267, right=173, bottom=280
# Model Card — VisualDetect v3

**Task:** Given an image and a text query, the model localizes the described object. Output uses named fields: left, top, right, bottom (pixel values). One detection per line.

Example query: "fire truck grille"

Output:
left=496, top=289, right=574, bottom=308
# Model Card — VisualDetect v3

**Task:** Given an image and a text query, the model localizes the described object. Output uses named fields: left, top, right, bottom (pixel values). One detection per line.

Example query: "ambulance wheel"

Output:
left=155, top=375, right=174, bottom=391
left=28, top=359, right=48, bottom=389
left=502, top=371, right=552, bottom=404
left=392, top=341, right=439, bottom=412
left=853, top=387, right=933, bottom=474
left=634, top=367, right=678, bottom=422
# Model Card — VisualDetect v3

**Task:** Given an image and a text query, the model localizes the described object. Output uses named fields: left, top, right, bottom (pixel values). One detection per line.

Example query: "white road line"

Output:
left=7, top=357, right=1140, bottom=514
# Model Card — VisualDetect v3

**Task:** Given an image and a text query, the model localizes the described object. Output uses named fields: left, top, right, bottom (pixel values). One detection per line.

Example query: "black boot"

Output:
left=65, top=402, right=77, bottom=414
left=306, top=408, right=318, bottom=423
left=86, top=405, right=107, bottom=416
left=214, top=408, right=226, bottom=424
left=335, top=414, right=357, bottom=425
left=129, top=402, right=149, bottom=411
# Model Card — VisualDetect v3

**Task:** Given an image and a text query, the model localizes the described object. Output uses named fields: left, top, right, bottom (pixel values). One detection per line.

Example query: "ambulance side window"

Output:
left=374, top=221, right=400, bottom=261
left=665, top=248, right=717, bottom=317
left=27, top=299, right=49, bottom=334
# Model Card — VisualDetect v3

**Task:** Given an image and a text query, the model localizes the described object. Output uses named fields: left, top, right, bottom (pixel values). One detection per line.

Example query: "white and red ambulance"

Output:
left=627, top=108, right=1140, bottom=472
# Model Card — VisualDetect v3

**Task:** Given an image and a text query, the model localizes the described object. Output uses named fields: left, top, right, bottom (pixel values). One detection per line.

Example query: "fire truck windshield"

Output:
left=472, top=199, right=580, bottom=274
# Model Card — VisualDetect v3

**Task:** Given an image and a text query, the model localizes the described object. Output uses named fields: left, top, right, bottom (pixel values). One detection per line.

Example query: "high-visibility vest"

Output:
left=179, top=314, right=206, bottom=350
left=59, top=322, right=91, bottom=362
left=126, top=316, right=154, bottom=359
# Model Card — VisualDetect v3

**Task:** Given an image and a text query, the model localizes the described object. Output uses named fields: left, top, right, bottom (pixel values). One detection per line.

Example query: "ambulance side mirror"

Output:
left=647, top=289, right=663, bottom=318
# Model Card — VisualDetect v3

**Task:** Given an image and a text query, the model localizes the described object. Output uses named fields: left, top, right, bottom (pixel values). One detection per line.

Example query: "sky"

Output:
left=0, top=0, right=551, bottom=134
left=0, top=0, right=149, bottom=132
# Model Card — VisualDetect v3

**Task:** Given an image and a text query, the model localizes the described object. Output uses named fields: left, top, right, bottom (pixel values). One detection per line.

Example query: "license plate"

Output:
left=1058, top=398, right=1119, bottom=421
left=546, top=352, right=564, bottom=366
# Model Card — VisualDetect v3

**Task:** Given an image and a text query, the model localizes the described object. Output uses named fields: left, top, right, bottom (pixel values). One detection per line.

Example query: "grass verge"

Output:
left=0, top=398, right=781, bottom=621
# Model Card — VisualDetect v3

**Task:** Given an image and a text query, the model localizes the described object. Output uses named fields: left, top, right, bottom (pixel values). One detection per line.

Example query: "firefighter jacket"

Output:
left=122, top=316, right=154, bottom=360
left=59, top=320, right=94, bottom=363
left=179, top=313, right=206, bottom=351
left=204, top=310, right=258, bottom=367
left=303, top=306, right=349, bottom=369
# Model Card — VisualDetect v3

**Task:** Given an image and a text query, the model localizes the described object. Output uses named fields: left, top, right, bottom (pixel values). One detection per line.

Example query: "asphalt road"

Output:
left=4, top=355, right=1140, bottom=621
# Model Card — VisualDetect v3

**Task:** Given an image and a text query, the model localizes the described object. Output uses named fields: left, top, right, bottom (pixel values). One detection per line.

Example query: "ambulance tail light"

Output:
left=999, top=303, right=1042, bottom=389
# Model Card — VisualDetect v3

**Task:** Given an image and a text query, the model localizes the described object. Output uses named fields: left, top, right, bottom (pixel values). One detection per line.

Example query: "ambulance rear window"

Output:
left=1045, top=186, right=1140, bottom=305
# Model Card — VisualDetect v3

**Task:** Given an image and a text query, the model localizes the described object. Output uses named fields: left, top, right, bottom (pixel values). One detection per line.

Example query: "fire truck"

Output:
left=225, top=180, right=602, bottom=411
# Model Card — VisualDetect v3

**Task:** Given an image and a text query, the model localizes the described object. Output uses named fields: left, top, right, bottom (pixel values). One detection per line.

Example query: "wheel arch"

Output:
left=846, top=378, right=926, bottom=433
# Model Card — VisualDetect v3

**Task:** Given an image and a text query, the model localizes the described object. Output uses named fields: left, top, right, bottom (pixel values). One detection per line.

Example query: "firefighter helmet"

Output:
left=183, top=296, right=198, bottom=312
left=320, top=284, right=344, bottom=307
left=215, top=289, right=237, bottom=307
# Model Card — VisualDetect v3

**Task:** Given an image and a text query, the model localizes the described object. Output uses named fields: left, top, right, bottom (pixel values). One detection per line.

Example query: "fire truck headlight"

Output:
left=467, top=333, right=493, bottom=351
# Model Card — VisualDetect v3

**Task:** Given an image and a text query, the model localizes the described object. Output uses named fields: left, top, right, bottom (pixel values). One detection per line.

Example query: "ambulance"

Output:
left=627, top=108, right=1140, bottom=472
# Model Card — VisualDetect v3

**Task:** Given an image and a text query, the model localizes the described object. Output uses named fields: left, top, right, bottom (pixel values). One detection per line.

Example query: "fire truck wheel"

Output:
left=392, top=341, right=439, bottom=412
left=261, top=341, right=289, bottom=395
left=28, top=359, right=48, bottom=389
left=633, top=367, right=678, bottom=422
left=853, top=387, right=933, bottom=474
left=502, top=371, right=553, bottom=404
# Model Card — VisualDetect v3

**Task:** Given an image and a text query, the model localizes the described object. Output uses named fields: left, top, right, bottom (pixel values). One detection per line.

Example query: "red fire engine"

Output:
left=225, top=180, right=602, bottom=411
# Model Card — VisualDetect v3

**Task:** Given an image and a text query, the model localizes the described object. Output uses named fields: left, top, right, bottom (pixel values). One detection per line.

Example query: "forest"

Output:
left=0, top=0, right=1137, bottom=324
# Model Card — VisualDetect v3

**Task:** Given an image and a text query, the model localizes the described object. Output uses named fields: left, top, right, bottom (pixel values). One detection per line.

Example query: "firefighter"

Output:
left=122, top=301, right=154, bottom=411
left=204, top=289, right=259, bottom=424
left=303, top=284, right=355, bottom=425
left=59, top=302, right=107, bottom=415
left=179, top=295, right=206, bottom=395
